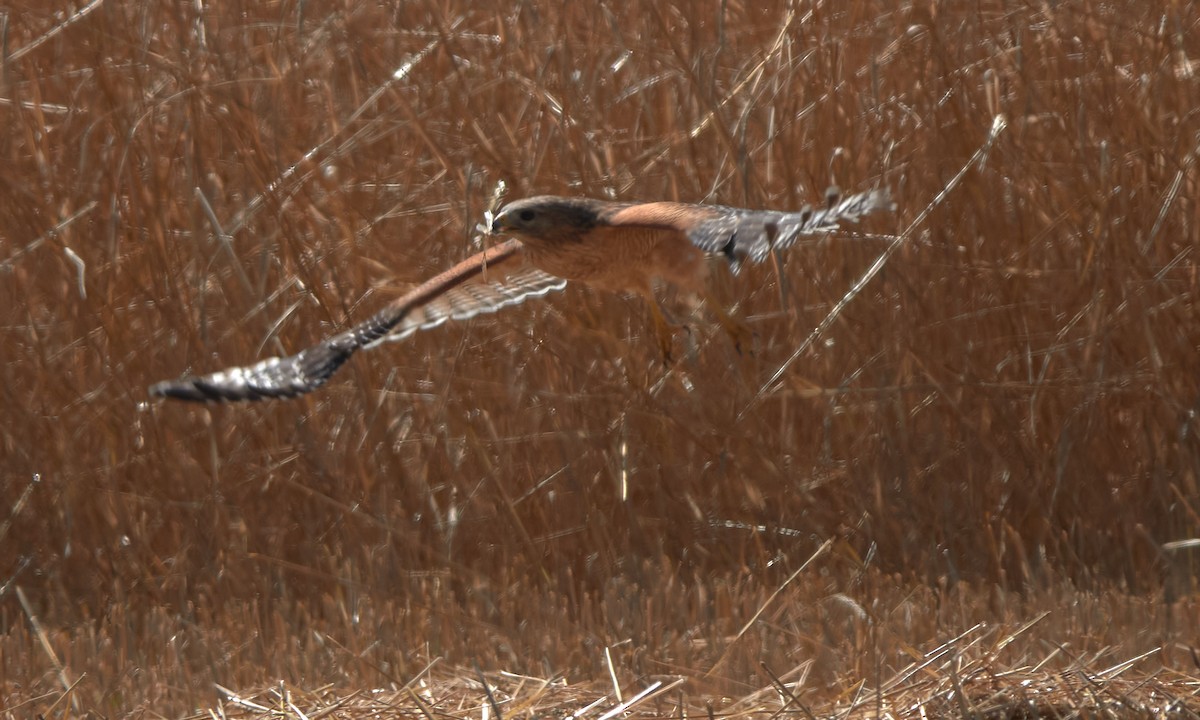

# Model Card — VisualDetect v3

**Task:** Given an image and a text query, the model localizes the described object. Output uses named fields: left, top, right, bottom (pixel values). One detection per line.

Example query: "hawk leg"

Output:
left=704, top=293, right=754, bottom=356
left=647, top=299, right=683, bottom=365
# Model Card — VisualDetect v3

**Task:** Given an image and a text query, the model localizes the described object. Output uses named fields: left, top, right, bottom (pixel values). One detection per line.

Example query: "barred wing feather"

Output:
left=686, top=187, right=894, bottom=269
left=148, top=240, right=565, bottom=402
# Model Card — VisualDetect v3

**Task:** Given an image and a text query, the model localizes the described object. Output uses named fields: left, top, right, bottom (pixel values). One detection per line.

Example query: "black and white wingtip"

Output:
left=148, top=339, right=356, bottom=402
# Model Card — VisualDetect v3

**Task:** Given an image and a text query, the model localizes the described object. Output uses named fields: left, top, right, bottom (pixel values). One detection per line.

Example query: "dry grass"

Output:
left=1, top=0, right=1198, bottom=717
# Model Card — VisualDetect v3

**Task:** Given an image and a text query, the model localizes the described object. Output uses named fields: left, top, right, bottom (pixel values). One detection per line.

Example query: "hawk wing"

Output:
left=149, top=239, right=566, bottom=402
left=696, top=187, right=894, bottom=269
left=606, top=187, right=894, bottom=271
left=371, top=264, right=566, bottom=347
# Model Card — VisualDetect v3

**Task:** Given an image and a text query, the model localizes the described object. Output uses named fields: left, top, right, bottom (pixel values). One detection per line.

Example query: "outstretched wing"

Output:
left=372, top=264, right=566, bottom=347
left=693, top=187, right=894, bottom=269
left=149, top=239, right=566, bottom=402
left=607, top=187, right=894, bottom=272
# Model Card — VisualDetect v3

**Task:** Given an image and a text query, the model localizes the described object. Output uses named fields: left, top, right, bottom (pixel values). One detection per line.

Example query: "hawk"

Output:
left=149, top=187, right=893, bottom=402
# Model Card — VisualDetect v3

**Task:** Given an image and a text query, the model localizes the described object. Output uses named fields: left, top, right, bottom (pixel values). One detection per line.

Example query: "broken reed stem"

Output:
left=706, top=537, right=833, bottom=679
left=16, top=585, right=79, bottom=714
left=743, top=114, right=1009, bottom=419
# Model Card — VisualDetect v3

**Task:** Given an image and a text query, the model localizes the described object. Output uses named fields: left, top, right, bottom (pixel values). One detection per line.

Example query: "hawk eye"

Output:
left=519, top=209, right=536, bottom=222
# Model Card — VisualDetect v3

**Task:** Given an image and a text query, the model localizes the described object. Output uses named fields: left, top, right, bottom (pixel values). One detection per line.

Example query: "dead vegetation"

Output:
left=1, top=0, right=1198, bottom=717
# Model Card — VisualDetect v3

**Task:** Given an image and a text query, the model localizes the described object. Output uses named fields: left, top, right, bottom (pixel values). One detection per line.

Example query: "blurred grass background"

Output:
left=1, top=0, right=1198, bottom=716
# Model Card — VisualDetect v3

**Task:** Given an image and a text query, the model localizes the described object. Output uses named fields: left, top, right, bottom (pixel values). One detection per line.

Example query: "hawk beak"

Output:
left=489, top=212, right=508, bottom=234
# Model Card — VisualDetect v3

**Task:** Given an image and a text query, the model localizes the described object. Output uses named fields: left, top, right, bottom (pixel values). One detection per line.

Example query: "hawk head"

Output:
left=490, top=196, right=605, bottom=243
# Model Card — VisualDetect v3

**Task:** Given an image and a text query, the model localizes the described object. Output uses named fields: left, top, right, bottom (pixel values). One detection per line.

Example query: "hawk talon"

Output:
left=658, top=336, right=676, bottom=367
left=726, top=320, right=755, bottom=357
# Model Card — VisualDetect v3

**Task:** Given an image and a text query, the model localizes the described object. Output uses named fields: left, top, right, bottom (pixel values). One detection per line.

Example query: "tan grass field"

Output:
left=2, top=1, right=1199, bottom=717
